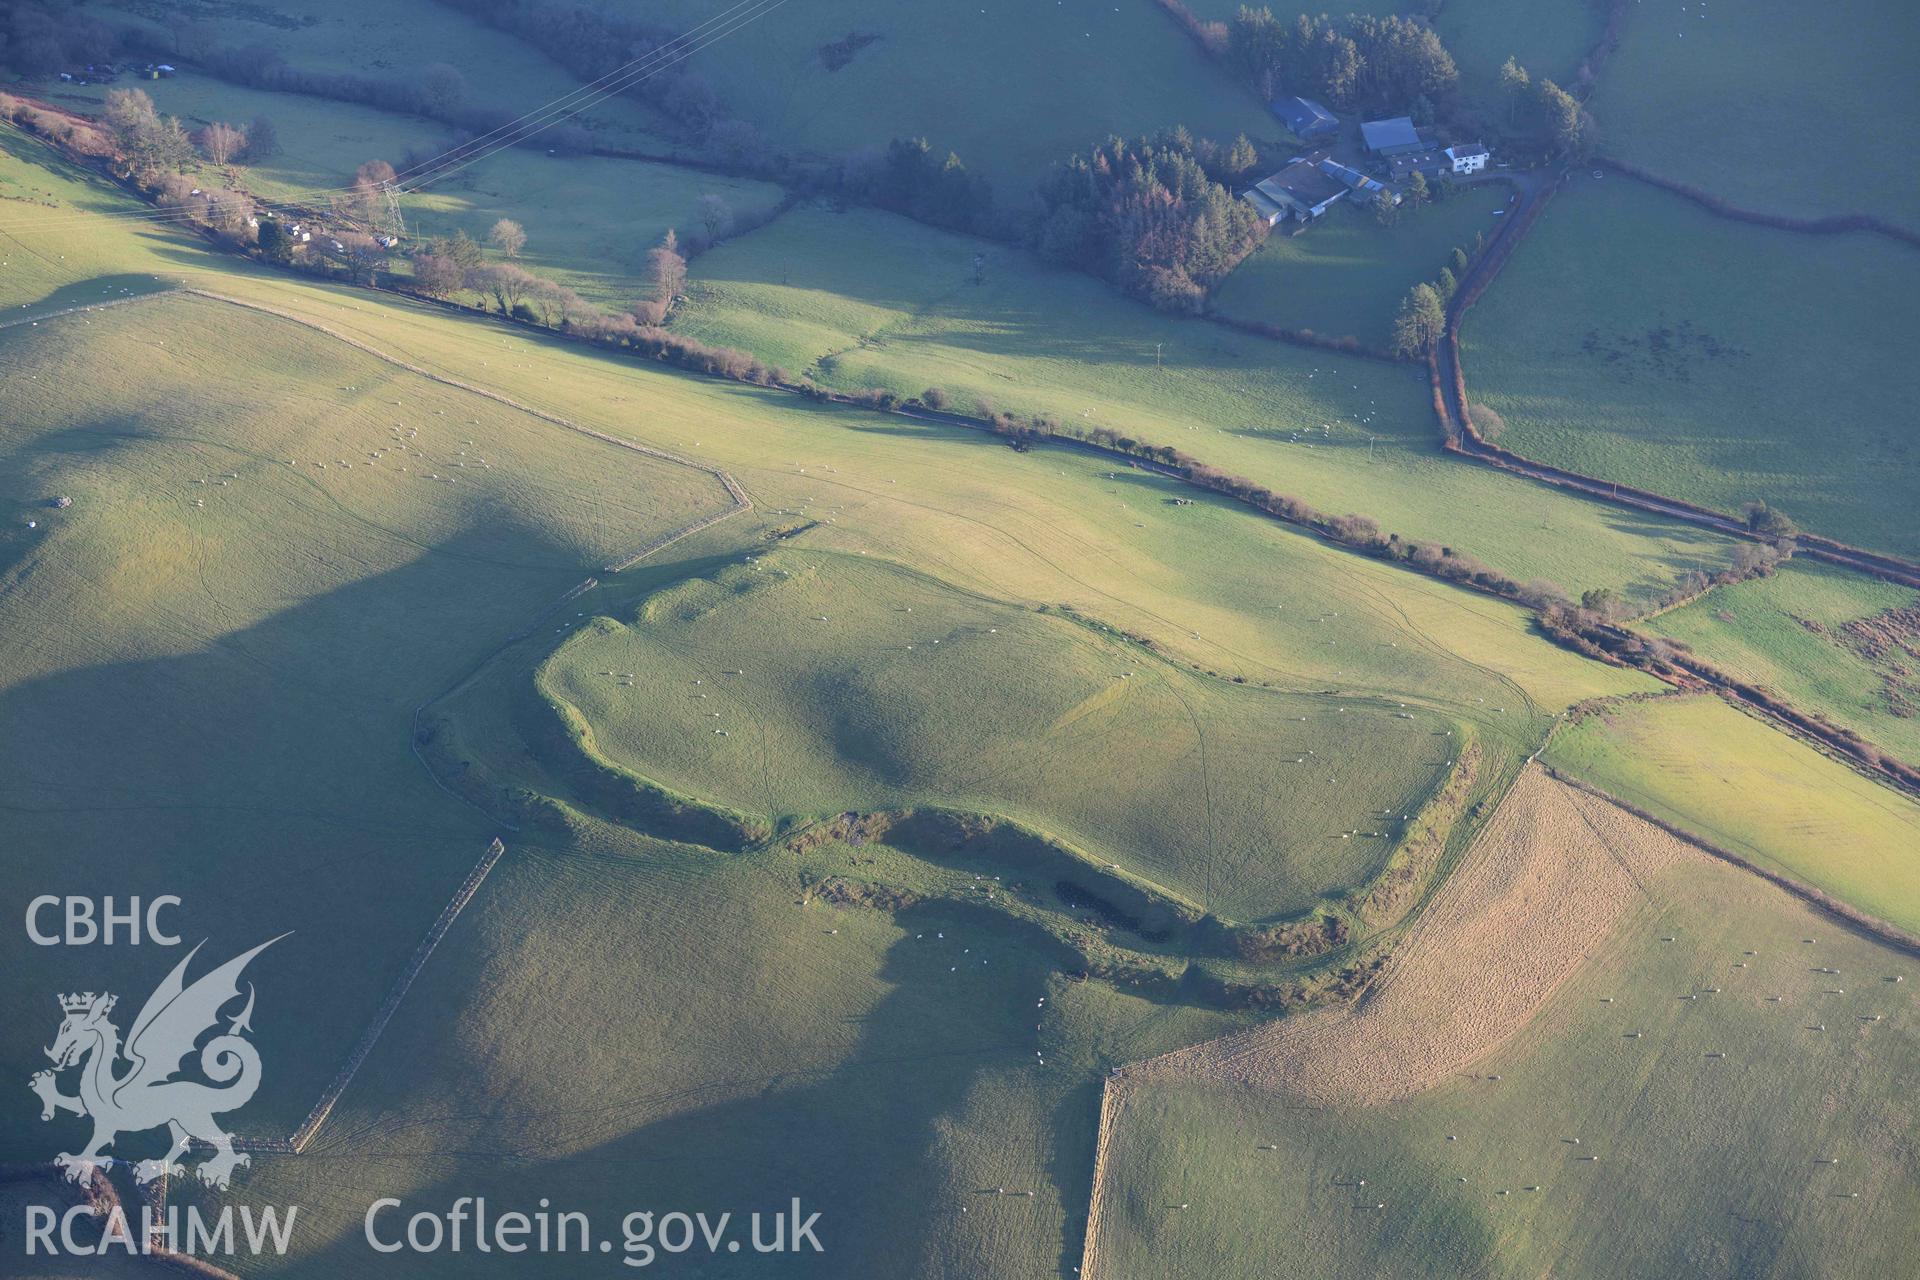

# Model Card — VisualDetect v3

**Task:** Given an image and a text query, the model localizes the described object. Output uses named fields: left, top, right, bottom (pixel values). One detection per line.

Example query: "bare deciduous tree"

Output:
left=470, top=262, right=535, bottom=314
left=647, top=228, right=686, bottom=304
left=488, top=217, right=527, bottom=259
left=410, top=253, right=468, bottom=299
left=198, top=122, right=246, bottom=165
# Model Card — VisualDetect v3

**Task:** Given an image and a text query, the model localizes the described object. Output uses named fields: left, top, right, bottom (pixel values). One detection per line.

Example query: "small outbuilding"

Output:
left=1270, top=95, right=1338, bottom=141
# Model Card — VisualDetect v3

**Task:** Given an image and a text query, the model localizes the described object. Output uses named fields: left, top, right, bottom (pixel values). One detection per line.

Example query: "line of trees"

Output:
left=1036, top=129, right=1268, bottom=313
left=1390, top=241, right=1477, bottom=358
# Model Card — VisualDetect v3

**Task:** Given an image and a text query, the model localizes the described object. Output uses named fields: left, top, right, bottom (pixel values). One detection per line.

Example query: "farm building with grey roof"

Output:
left=1270, top=95, right=1338, bottom=140
left=1241, top=157, right=1354, bottom=225
left=1361, top=116, right=1424, bottom=155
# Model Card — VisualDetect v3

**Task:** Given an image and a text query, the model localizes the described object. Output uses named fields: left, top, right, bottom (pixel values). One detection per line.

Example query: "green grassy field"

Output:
left=673, top=202, right=1747, bottom=603
left=1434, top=0, right=1605, bottom=104
left=1544, top=694, right=1920, bottom=934
left=78, top=0, right=670, bottom=142
left=39, top=73, right=782, bottom=310
left=0, top=110, right=1656, bottom=1125
left=400, top=149, right=787, bottom=309
left=1589, top=0, right=1920, bottom=228
left=9, top=102, right=1751, bottom=614
left=541, top=550, right=1456, bottom=921
left=1463, top=176, right=1920, bottom=559
left=41, top=75, right=441, bottom=204
left=1212, top=185, right=1508, bottom=348
left=0, top=289, right=731, bottom=1150
left=1094, top=851, right=1920, bottom=1278
left=211, top=811, right=1258, bottom=1279
left=582, top=0, right=1280, bottom=190
left=5, top=88, right=1918, bottom=1278
left=1647, top=561, right=1920, bottom=765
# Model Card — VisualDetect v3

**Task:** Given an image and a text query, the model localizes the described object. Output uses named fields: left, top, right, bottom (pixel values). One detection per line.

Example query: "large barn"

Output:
left=1361, top=116, right=1424, bottom=155
left=1241, top=157, right=1351, bottom=225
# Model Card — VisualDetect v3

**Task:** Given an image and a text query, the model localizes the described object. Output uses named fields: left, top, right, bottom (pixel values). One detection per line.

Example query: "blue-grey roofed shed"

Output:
left=1271, top=95, right=1338, bottom=140
left=1361, top=116, right=1423, bottom=155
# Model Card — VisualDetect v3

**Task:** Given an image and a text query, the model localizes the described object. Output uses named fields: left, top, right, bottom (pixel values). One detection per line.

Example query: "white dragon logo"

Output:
left=28, top=936, right=284, bottom=1190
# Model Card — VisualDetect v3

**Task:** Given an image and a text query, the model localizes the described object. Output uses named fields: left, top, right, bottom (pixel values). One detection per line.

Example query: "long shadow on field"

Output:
left=0, top=274, right=178, bottom=320
left=0, top=523, right=621, bottom=1150
left=277, top=895, right=1108, bottom=1279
